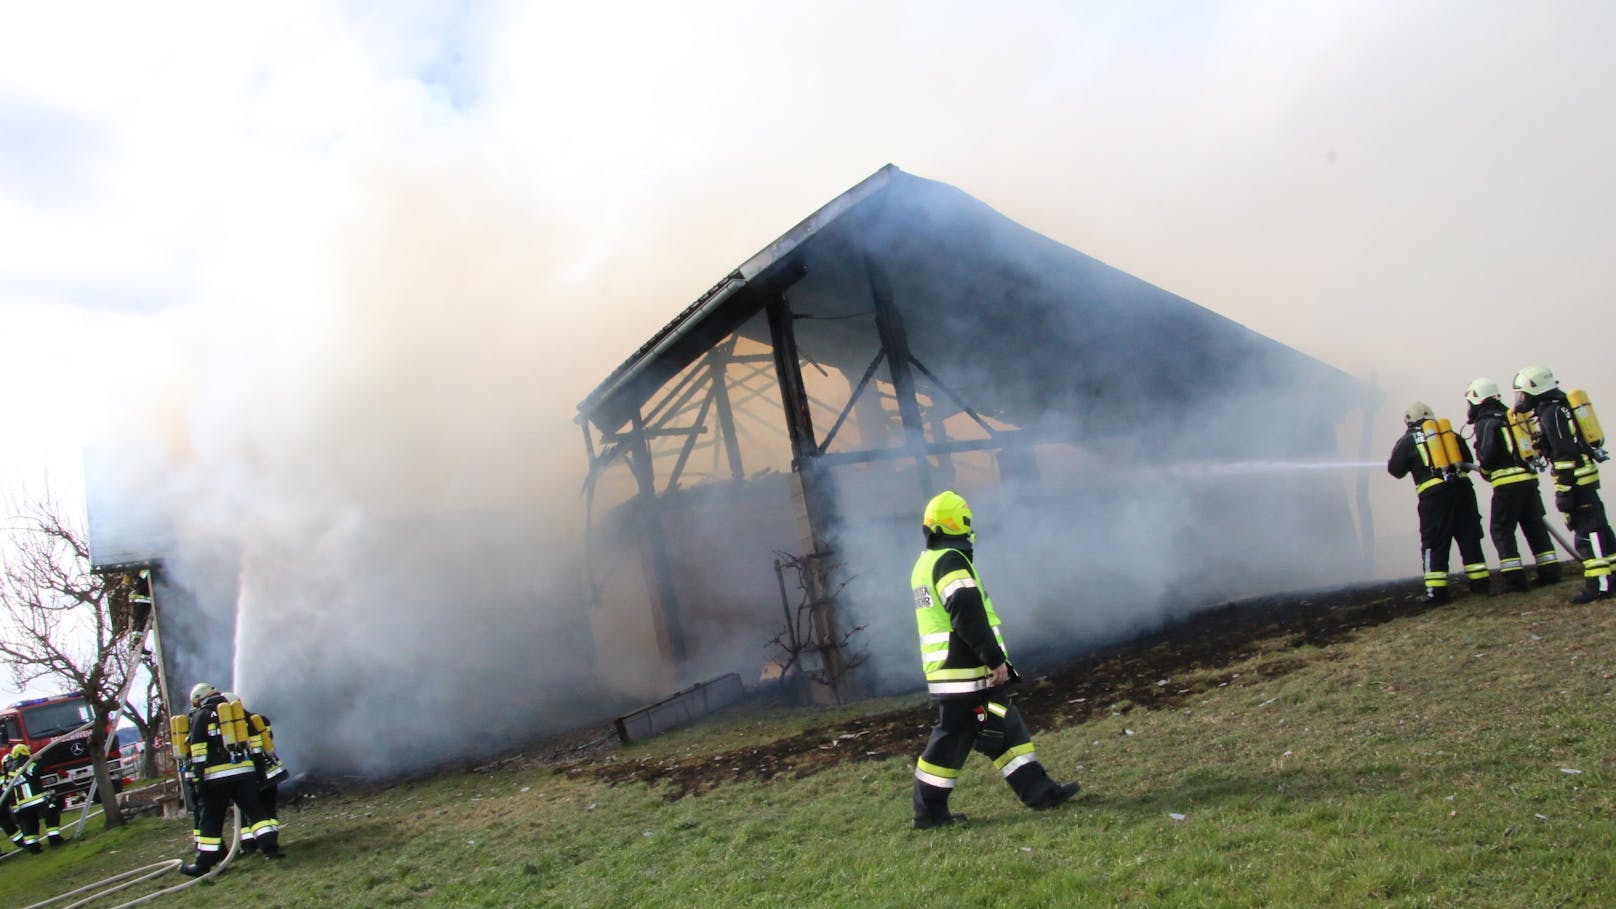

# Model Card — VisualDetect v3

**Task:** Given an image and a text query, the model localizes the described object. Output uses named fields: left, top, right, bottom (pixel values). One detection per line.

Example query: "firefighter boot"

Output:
left=1569, top=578, right=1613, bottom=604
left=257, top=830, right=286, bottom=859
left=1537, top=561, right=1564, bottom=585
left=1470, top=576, right=1494, bottom=597
left=1499, top=571, right=1532, bottom=594
left=1424, top=586, right=1451, bottom=605
left=1007, top=763, right=1082, bottom=811
left=47, top=833, right=64, bottom=847
left=179, top=854, right=219, bottom=877
left=239, top=835, right=258, bottom=854
left=911, top=780, right=965, bottom=830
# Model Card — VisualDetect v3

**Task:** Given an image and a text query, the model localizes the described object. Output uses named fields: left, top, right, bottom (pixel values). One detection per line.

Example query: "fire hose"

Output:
left=0, top=608, right=245, bottom=906
left=1544, top=521, right=1583, bottom=562
left=18, top=808, right=244, bottom=909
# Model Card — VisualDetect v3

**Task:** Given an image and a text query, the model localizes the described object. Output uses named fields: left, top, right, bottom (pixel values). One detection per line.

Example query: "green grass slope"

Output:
left=4, top=582, right=1614, bottom=908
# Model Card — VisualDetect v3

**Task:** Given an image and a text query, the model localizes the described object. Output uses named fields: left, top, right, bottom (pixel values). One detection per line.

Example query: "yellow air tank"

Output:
left=232, top=704, right=251, bottom=747
left=251, top=714, right=275, bottom=754
left=1437, top=418, right=1463, bottom=470
left=169, top=715, right=190, bottom=761
left=1421, top=419, right=1453, bottom=471
left=1508, top=409, right=1540, bottom=460
left=1568, top=389, right=1606, bottom=448
left=216, top=700, right=241, bottom=746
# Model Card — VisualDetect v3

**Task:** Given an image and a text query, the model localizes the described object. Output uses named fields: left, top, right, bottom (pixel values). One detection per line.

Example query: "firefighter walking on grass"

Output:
left=909, top=490, right=1081, bottom=829
left=1387, top=402, right=1491, bottom=602
left=1464, top=378, right=1563, bottom=592
left=178, top=683, right=283, bottom=876
left=1513, top=365, right=1615, bottom=604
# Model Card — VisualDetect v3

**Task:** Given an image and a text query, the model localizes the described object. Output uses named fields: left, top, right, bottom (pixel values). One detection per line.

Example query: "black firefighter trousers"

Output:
left=1418, top=481, right=1488, bottom=594
left=192, top=773, right=278, bottom=870
left=1490, top=481, right=1559, bottom=583
left=912, top=691, right=1064, bottom=823
left=1557, top=485, right=1616, bottom=593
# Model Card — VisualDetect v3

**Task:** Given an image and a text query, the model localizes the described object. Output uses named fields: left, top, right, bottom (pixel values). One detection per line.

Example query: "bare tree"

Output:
left=121, top=648, right=166, bottom=780
left=769, top=551, right=865, bottom=703
left=0, top=490, right=147, bottom=829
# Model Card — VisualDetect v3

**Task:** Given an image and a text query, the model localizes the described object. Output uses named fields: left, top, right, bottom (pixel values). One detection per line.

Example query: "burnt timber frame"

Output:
left=576, top=254, right=1029, bottom=667
left=574, top=165, right=1379, bottom=672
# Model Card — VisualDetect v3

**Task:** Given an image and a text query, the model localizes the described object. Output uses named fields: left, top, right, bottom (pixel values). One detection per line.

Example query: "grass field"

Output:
left=3, top=580, right=1613, bottom=908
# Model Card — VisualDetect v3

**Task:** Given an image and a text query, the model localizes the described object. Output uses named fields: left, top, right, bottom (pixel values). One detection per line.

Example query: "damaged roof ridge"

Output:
left=576, top=164, right=903, bottom=424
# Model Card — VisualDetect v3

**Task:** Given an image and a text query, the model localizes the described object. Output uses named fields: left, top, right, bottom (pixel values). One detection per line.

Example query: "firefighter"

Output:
left=178, top=683, right=282, bottom=876
left=1387, top=402, right=1492, bottom=601
left=1465, top=378, right=1563, bottom=592
left=0, top=749, right=23, bottom=852
left=908, top=490, right=1082, bottom=829
left=221, top=692, right=289, bottom=854
left=3, top=744, right=61, bottom=852
left=249, top=710, right=288, bottom=843
left=1513, top=366, right=1615, bottom=603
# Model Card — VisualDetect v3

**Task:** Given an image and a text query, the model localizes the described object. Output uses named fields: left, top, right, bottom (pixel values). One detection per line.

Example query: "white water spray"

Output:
left=1169, top=460, right=1383, bottom=478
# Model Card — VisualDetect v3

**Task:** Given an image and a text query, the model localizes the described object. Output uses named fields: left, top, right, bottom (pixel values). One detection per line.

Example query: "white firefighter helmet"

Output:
left=1403, top=401, right=1435, bottom=426
left=1514, top=365, right=1558, bottom=396
left=1465, top=377, right=1501, bottom=406
left=189, top=682, right=218, bottom=707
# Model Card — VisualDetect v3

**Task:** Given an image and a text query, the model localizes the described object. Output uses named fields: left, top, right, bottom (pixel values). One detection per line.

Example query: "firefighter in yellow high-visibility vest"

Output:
left=908, top=490, right=1081, bottom=829
left=2, top=744, right=62, bottom=851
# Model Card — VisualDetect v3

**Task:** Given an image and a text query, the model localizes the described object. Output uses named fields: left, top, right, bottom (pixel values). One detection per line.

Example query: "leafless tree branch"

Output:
left=0, top=488, right=145, bottom=828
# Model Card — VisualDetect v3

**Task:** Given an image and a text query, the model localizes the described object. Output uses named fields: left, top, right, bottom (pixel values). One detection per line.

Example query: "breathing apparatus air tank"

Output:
left=1508, top=408, right=1540, bottom=461
left=169, top=714, right=190, bottom=763
left=231, top=702, right=251, bottom=747
left=215, top=700, right=242, bottom=747
left=1420, top=419, right=1455, bottom=475
left=1567, top=389, right=1607, bottom=454
left=1437, top=418, right=1463, bottom=474
left=251, top=714, right=275, bottom=755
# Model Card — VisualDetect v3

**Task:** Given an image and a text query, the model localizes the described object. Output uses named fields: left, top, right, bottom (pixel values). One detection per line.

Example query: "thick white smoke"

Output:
left=14, top=0, right=1612, bottom=774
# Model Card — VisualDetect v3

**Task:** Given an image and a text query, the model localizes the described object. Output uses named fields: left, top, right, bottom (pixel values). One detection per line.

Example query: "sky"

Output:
left=3, top=1, right=1615, bottom=739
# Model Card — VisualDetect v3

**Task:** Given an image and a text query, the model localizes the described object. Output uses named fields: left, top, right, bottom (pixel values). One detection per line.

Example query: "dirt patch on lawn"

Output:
left=569, top=580, right=1442, bottom=799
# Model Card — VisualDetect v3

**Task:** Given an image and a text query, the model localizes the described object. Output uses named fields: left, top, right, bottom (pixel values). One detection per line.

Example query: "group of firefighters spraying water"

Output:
left=1389, top=364, right=1615, bottom=605
left=169, top=683, right=288, bottom=876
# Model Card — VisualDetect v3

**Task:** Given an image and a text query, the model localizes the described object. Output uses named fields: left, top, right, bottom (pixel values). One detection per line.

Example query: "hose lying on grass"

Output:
left=20, top=808, right=243, bottom=909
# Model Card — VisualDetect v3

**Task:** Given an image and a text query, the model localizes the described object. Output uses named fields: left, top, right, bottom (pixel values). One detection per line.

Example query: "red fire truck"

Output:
left=0, top=692, right=126, bottom=805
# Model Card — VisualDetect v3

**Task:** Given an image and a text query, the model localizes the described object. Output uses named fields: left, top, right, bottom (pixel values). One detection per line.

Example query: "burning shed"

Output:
left=577, top=164, right=1378, bottom=697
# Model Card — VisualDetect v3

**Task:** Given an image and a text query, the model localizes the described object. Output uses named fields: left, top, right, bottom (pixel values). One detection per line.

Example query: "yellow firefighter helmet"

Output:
left=8, top=742, right=30, bottom=760
left=1403, top=401, right=1436, bottom=426
left=922, top=490, right=975, bottom=542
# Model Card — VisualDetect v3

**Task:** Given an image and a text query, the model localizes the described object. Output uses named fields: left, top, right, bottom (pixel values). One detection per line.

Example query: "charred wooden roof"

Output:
left=577, top=164, right=1372, bottom=436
